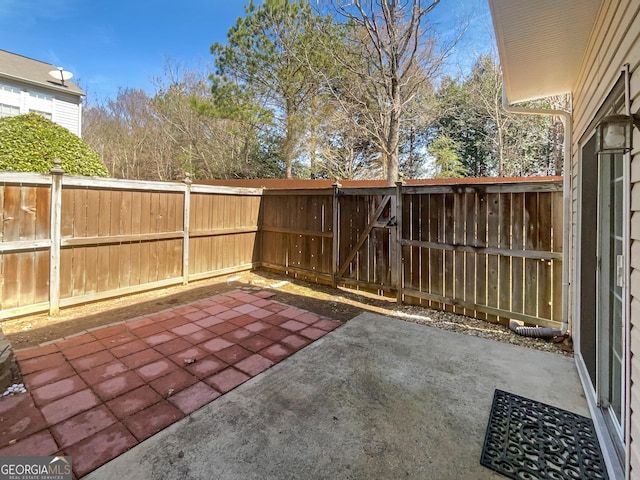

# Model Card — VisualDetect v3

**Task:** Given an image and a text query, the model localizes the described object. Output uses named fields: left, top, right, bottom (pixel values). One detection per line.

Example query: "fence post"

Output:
left=182, top=173, right=192, bottom=285
left=49, top=159, right=64, bottom=315
left=395, top=180, right=404, bottom=304
left=332, top=182, right=341, bottom=288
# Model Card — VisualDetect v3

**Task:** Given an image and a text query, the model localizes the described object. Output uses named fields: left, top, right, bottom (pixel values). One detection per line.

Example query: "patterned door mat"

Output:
left=480, top=389, right=609, bottom=479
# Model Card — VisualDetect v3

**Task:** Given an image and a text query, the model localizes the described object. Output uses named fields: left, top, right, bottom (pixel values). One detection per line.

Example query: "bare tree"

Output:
left=313, top=0, right=462, bottom=185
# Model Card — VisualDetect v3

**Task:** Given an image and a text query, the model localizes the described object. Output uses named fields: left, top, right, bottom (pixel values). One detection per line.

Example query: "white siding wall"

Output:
left=53, top=97, right=81, bottom=136
left=572, top=1, right=640, bottom=476
left=0, top=79, right=82, bottom=136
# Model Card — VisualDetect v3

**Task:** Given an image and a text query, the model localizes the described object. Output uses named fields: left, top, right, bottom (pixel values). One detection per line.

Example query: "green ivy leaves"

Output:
left=0, top=113, right=109, bottom=177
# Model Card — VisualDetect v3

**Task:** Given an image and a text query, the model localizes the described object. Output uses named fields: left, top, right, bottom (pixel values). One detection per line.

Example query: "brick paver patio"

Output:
left=0, top=290, right=339, bottom=478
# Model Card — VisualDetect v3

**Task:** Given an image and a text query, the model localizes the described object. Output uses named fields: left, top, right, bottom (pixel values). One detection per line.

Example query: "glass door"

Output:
left=597, top=151, right=626, bottom=441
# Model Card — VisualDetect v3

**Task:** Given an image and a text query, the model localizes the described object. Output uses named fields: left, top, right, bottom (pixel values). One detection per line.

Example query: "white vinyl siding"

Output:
left=572, top=1, right=640, bottom=477
left=53, top=97, right=81, bottom=136
left=0, top=79, right=81, bottom=136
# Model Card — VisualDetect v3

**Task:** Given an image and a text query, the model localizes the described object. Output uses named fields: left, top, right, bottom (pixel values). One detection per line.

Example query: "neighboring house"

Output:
left=489, top=1, right=639, bottom=479
left=0, top=49, right=84, bottom=136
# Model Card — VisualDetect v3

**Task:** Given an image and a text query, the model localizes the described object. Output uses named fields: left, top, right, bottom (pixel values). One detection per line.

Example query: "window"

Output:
left=29, top=110, right=52, bottom=120
left=0, top=103, right=20, bottom=118
left=0, top=84, right=20, bottom=94
left=29, top=91, right=52, bottom=101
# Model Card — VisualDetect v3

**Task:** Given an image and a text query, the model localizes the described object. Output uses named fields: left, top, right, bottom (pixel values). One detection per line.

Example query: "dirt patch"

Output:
left=1, top=270, right=571, bottom=357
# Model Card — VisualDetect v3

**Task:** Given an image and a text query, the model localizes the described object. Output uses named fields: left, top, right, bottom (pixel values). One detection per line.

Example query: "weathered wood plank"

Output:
left=429, top=194, right=443, bottom=310
left=498, top=193, right=512, bottom=323
left=119, top=190, right=132, bottom=288
left=2, top=254, right=19, bottom=309
left=486, top=193, right=500, bottom=323
left=73, top=188, right=87, bottom=238
left=60, top=188, right=74, bottom=238
left=524, top=192, right=539, bottom=317
left=71, top=246, right=86, bottom=297
left=464, top=193, right=477, bottom=317
left=443, top=193, right=455, bottom=313
left=98, top=190, right=111, bottom=237
left=2, top=186, right=21, bottom=242
left=551, top=191, right=564, bottom=323
left=511, top=192, right=524, bottom=315
left=475, top=193, right=487, bottom=320
left=398, top=239, right=562, bottom=260
left=84, top=245, right=98, bottom=294
left=35, top=186, right=51, bottom=240
left=34, top=249, right=49, bottom=303
left=537, top=192, right=553, bottom=321
left=59, top=248, right=73, bottom=300
left=453, top=193, right=465, bottom=315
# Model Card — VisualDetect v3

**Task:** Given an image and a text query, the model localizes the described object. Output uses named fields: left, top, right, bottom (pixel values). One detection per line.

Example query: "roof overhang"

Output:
left=488, top=0, right=603, bottom=103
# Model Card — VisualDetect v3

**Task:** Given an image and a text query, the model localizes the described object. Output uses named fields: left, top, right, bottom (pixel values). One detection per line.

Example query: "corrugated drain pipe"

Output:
left=502, top=89, right=571, bottom=338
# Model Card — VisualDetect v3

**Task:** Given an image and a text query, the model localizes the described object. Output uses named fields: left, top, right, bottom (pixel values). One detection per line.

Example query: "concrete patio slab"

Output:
left=85, top=312, right=588, bottom=480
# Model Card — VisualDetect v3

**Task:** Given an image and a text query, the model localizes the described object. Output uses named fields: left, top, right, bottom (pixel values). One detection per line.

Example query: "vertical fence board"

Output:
left=486, top=193, right=500, bottom=323
left=453, top=193, right=465, bottom=315
left=119, top=191, right=132, bottom=288
left=511, top=193, right=524, bottom=315
left=35, top=186, right=50, bottom=240
left=538, top=192, right=553, bottom=321
left=498, top=193, right=512, bottom=324
left=34, top=250, right=49, bottom=303
left=420, top=194, right=431, bottom=307
left=475, top=194, right=487, bottom=320
left=59, top=248, right=73, bottom=299
left=108, top=190, right=121, bottom=291
left=552, top=191, right=564, bottom=323
left=524, top=192, right=539, bottom=317
left=464, top=193, right=477, bottom=317
left=443, top=194, right=454, bottom=313
left=429, top=194, right=443, bottom=309
left=2, top=254, right=19, bottom=309
left=20, top=187, right=37, bottom=305
left=3, top=186, right=21, bottom=241
left=60, top=188, right=74, bottom=238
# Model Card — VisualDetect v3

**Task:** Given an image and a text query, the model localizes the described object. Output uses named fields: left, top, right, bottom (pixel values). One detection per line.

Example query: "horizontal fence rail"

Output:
left=1, top=171, right=563, bottom=329
left=0, top=170, right=262, bottom=319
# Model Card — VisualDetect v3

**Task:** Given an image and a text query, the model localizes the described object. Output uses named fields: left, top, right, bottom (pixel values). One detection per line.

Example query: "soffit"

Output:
left=488, top=0, right=602, bottom=103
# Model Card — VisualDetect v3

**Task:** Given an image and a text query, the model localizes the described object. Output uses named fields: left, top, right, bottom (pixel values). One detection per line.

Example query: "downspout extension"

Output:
left=502, top=89, right=572, bottom=337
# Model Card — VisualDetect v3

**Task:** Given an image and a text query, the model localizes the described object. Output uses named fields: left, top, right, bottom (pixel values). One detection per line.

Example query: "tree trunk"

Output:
left=284, top=101, right=295, bottom=179
left=386, top=115, right=400, bottom=185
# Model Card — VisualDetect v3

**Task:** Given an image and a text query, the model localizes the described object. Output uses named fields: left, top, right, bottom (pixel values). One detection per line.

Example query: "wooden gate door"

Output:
left=335, top=187, right=397, bottom=294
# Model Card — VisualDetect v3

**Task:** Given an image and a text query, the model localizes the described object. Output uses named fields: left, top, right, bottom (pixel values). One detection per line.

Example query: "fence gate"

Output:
left=335, top=187, right=398, bottom=294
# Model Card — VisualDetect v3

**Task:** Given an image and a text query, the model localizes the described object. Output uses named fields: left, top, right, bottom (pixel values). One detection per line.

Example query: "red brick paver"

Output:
left=2, top=289, right=340, bottom=478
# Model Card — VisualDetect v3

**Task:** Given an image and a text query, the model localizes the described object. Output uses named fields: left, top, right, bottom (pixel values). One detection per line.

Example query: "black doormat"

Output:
left=480, top=389, right=609, bottom=479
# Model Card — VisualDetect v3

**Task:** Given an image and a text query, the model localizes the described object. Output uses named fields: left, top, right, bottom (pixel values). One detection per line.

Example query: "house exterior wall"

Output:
left=571, top=1, right=640, bottom=476
left=0, top=78, right=82, bottom=136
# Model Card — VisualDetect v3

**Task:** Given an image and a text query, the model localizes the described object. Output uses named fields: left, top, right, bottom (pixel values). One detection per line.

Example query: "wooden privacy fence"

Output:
left=398, top=182, right=563, bottom=328
left=259, top=179, right=564, bottom=329
left=0, top=168, right=261, bottom=319
left=1, top=169, right=563, bottom=328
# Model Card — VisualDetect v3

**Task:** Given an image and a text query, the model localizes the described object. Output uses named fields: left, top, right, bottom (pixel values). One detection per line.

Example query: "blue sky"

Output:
left=0, top=0, right=495, bottom=103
